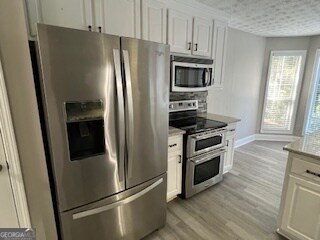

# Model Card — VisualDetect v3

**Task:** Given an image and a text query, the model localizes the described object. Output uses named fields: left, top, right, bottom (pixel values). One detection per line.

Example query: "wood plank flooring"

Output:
left=145, top=141, right=290, bottom=240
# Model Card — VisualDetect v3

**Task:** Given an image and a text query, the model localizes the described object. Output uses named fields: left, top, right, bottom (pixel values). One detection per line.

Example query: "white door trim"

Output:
left=0, top=59, right=31, bottom=227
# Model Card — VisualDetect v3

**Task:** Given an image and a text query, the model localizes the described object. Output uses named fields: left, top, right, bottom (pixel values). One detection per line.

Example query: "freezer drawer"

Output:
left=60, top=174, right=167, bottom=240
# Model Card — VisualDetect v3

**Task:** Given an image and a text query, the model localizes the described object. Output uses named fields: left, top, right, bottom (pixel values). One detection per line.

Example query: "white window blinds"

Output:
left=261, top=51, right=306, bottom=134
left=306, top=50, right=320, bottom=134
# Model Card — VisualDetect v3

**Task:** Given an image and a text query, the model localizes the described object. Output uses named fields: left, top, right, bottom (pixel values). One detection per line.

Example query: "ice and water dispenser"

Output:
left=65, top=101, right=106, bottom=161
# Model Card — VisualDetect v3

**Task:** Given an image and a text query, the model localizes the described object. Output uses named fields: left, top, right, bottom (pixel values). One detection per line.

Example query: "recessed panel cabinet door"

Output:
left=167, top=154, right=182, bottom=201
left=40, top=0, right=93, bottom=31
left=192, top=17, right=213, bottom=57
left=223, top=130, right=235, bottom=174
left=94, top=0, right=140, bottom=38
left=141, top=0, right=167, bottom=43
left=212, top=20, right=228, bottom=88
left=168, top=9, right=193, bottom=55
left=0, top=131, right=19, bottom=227
left=281, top=175, right=320, bottom=240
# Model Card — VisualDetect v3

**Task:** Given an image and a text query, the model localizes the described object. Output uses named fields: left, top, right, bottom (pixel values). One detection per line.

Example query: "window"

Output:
left=305, top=50, right=320, bottom=134
left=261, top=51, right=306, bottom=134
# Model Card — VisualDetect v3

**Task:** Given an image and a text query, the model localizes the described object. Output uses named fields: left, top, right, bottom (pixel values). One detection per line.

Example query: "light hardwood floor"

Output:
left=145, top=141, right=290, bottom=240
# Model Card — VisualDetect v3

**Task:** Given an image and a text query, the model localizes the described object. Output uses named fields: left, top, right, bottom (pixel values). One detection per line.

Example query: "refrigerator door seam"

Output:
left=122, top=50, right=134, bottom=179
left=113, top=49, right=125, bottom=183
left=72, top=178, right=163, bottom=220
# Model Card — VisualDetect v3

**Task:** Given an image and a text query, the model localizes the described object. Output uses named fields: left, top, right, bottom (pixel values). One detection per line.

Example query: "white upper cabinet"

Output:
left=41, top=0, right=93, bottom=31
left=212, top=20, right=228, bottom=88
left=167, top=9, right=214, bottom=57
left=141, top=0, right=167, bottom=43
left=192, top=17, right=213, bottom=57
left=168, top=9, right=193, bottom=55
left=94, top=0, right=140, bottom=38
left=25, top=0, right=140, bottom=37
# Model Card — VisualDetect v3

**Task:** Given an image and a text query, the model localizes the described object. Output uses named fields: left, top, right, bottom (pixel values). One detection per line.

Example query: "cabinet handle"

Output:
left=88, top=25, right=92, bottom=31
left=187, top=42, right=191, bottom=50
left=194, top=43, right=198, bottom=51
left=98, top=26, right=102, bottom=33
left=178, top=155, right=182, bottom=163
left=169, top=143, right=177, bottom=148
left=0, top=164, right=2, bottom=172
left=306, top=170, right=320, bottom=177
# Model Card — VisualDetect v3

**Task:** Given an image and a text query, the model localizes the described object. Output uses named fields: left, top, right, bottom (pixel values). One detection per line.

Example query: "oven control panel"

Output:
left=169, top=100, right=198, bottom=112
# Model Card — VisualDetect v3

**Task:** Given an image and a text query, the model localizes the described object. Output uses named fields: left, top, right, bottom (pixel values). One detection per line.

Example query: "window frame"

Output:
left=303, top=49, right=320, bottom=135
left=261, top=50, right=307, bottom=134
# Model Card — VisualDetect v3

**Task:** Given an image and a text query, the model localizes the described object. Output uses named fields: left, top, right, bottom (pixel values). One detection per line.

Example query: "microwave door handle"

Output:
left=113, top=49, right=125, bottom=182
left=122, top=50, right=134, bottom=179
left=206, top=68, right=211, bottom=86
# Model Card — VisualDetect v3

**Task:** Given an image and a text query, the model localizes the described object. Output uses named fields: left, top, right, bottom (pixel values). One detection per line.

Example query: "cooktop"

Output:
left=169, top=116, right=227, bottom=134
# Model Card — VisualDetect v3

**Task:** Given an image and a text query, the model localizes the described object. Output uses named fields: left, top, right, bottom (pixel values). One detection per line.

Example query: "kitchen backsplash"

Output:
left=170, top=91, right=208, bottom=113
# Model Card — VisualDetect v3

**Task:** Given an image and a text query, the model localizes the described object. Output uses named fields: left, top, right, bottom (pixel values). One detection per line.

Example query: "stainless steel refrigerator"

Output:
left=36, top=24, right=169, bottom=240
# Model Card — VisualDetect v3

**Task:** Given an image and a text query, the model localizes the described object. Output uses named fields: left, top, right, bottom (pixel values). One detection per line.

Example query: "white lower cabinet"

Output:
left=167, top=135, right=183, bottom=201
left=280, top=175, right=320, bottom=240
left=223, top=123, right=236, bottom=174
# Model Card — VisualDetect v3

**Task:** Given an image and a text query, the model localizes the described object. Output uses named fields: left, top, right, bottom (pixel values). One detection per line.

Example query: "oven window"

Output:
left=195, top=135, right=222, bottom=151
left=175, top=66, right=212, bottom=88
left=194, top=156, right=220, bottom=185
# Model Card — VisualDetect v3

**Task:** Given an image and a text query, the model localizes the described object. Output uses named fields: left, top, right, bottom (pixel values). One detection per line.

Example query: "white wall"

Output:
left=0, top=0, right=57, bottom=239
left=207, top=28, right=266, bottom=140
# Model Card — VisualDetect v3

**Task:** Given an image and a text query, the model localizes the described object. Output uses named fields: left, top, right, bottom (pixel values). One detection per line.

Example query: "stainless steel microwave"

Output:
left=171, top=55, right=214, bottom=92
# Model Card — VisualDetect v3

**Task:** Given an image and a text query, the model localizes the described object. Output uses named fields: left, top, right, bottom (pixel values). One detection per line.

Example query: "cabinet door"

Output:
left=141, top=0, right=167, bottom=43
left=281, top=175, right=320, bottom=240
left=212, top=20, right=228, bottom=88
left=94, top=0, right=140, bottom=38
left=40, top=0, right=93, bottom=31
left=223, top=131, right=235, bottom=173
left=167, top=154, right=182, bottom=201
left=192, top=17, right=213, bottom=57
left=168, top=9, right=193, bottom=55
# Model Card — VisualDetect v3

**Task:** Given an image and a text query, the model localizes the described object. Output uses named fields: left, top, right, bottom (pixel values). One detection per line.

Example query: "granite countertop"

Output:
left=169, top=126, right=186, bottom=137
left=198, top=113, right=241, bottom=124
left=284, top=134, right=320, bottom=160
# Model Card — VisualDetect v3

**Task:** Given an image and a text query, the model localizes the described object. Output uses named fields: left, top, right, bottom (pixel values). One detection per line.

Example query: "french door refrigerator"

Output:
left=36, top=24, right=169, bottom=240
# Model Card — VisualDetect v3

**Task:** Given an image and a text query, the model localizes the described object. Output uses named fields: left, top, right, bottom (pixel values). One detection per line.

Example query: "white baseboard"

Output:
left=235, top=135, right=255, bottom=148
left=235, top=134, right=300, bottom=148
left=255, top=134, right=300, bottom=142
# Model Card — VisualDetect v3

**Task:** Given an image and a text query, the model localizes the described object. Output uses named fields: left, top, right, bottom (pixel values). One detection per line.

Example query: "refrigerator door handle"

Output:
left=122, top=50, right=134, bottom=178
left=72, top=178, right=163, bottom=220
left=113, top=49, right=125, bottom=182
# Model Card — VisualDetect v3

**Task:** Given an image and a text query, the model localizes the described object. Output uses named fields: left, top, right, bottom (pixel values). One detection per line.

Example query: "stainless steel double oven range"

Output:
left=169, top=100, right=227, bottom=198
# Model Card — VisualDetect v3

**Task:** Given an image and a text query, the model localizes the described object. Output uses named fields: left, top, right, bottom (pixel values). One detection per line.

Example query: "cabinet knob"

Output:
left=194, top=43, right=198, bottom=51
left=98, top=26, right=102, bottom=33
left=88, top=25, right=92, bottom=31
left=187, top=42, right=191, bottom=50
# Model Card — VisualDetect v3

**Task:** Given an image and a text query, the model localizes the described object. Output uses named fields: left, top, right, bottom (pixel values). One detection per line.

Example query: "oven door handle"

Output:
left=191, top=130, right=227, bottom=140
left=191, top=149, right=227, bottom=164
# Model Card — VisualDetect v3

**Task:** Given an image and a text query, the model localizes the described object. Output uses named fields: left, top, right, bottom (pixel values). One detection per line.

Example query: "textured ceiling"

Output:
left=196, top=0, right=320, bottom=37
